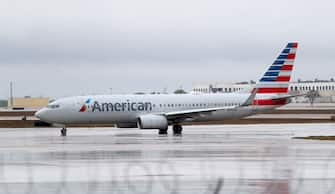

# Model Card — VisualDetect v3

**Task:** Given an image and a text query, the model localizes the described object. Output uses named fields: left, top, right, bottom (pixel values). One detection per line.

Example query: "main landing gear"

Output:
left=158, top=125, right=183, bottom=136
left=173, top=124, right=183, bottom=136
left=60, top=128, right=67, bottom=136
left=158, top=128, right=168, bottom=135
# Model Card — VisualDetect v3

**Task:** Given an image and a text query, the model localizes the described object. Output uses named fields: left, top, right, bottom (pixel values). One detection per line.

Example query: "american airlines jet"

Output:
left=35, top=43, right=299, bottom=136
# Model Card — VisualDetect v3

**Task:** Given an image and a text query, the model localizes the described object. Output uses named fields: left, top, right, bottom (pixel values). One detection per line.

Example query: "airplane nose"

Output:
left=35, top=109, right=44, bottom=119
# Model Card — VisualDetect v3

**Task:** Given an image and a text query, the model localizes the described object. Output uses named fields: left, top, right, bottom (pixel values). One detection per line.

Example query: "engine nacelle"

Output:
left=137, top=115, right=168, bottom=130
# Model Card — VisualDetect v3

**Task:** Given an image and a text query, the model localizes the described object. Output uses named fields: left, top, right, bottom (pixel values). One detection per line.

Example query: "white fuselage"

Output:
left=34, top=42, right=297, bottom=132
left=35, top=93, right=280, bottom=126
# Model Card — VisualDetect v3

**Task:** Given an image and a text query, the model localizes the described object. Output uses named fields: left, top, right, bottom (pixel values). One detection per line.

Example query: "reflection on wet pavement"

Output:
left=0, top=123, right=334, bottom=194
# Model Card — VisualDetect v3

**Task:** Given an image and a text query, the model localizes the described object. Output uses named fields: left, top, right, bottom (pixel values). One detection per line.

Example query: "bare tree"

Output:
left=305, top=90, right=320, bottom=105
left=174, top=89, right=187, bottom=94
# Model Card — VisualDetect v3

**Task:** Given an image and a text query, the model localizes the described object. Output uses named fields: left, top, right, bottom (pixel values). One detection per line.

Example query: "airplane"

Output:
left=35, top=42, right=298, bottom=136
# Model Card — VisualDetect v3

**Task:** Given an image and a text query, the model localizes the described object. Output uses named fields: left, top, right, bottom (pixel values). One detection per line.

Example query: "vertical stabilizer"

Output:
left=255, top=42, right=298, bottom=94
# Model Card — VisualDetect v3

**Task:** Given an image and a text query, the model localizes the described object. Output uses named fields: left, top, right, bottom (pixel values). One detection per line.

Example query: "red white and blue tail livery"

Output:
left=253, top=42, right=298, bottom=106
left=256, top=42, right=298, bottom=94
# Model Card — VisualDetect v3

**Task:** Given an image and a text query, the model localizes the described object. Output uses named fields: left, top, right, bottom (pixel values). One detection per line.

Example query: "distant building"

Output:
left=192, top=80, right=335, bottom=103
left=0, top=100, right=8, bottom=107
left=8, top=97, right=50, bottom=109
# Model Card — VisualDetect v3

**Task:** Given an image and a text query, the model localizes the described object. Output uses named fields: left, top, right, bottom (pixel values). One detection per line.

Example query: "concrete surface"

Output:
left=0, top=123, right=334, bottom=193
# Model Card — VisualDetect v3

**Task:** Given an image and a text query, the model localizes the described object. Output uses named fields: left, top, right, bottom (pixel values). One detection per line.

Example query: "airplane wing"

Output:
left=165, top=105, right=236, bottom=116
left=164, top=105, right=237, bottom=121
left=163, top=89, right=257, bottom=122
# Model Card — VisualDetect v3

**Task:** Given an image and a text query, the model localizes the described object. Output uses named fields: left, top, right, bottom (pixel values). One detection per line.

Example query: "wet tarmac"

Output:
left=0, top=123, right=335, bottom=194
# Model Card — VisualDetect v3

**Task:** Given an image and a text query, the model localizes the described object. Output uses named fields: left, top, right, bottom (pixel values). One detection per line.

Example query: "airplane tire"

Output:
left=173, top=125, right=182, bottom=136
left=61, top=128, right=67, bottom=136
left=158, top=129, right=168, bottom=135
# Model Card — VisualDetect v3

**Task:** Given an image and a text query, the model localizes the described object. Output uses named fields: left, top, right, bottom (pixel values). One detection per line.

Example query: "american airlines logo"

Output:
left=79, top=98, right=153, bottom=112
left=79, top=98, right=91, bottom=112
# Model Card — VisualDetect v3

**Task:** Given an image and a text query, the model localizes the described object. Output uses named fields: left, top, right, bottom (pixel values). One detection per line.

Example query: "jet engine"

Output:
left=137, top=115, right=168, bottom=130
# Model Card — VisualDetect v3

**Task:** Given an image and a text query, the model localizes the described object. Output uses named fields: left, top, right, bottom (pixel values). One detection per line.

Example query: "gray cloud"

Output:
left=0, top=0, right=334, bottom=98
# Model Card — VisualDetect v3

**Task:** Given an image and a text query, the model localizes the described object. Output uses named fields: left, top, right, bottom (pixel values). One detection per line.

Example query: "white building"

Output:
left=192, top=81, right=335, bottom=103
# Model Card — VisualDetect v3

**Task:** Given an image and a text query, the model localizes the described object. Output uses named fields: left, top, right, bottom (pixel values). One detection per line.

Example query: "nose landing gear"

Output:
left=61, top=128, right=67, bottom=136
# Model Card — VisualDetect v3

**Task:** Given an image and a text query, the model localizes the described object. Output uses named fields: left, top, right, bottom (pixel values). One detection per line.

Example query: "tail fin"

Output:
left=255, top=42, right=298, bottom=94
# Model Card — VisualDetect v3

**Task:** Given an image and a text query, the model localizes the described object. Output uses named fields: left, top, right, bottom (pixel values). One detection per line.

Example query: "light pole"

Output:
left=9, top=81, right=13, bottom=108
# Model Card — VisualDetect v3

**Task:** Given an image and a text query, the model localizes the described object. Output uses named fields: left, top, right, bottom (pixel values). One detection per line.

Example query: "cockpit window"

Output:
left=47, top=104, right=60, bottom=109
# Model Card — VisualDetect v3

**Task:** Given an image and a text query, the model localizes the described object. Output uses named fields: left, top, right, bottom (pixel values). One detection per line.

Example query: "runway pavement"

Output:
left=0, top=123, right=335, bottom=194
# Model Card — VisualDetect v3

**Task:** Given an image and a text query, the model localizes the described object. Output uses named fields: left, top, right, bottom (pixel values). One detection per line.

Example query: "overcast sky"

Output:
left=0, top=0, right=334, bottom=98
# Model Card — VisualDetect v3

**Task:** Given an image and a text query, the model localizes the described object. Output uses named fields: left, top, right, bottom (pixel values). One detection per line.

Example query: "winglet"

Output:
left=241, top=88, right=257, bottom=106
